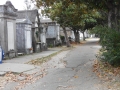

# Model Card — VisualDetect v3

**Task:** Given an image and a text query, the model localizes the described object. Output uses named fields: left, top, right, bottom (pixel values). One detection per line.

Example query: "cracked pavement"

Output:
left=3, top=38, right=107, bottom=90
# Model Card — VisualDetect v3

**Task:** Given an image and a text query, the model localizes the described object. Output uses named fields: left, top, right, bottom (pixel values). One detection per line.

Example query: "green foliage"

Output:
left=35, top=31, right=39, bottom=38
left=48, top=44, right=53, bottom=48
left=60, top=36, right=65, bottom=44
left=93, top=25, right=120, bottom=66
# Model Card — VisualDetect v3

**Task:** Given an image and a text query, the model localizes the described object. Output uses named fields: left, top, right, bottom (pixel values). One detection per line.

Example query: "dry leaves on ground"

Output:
left=26, top=47, right=73, bottom=66
left=93, top=60, right=120, bottom=90
left=0, top=68, right=47, bottom=90
left=74, top=75, right=79, bottom=78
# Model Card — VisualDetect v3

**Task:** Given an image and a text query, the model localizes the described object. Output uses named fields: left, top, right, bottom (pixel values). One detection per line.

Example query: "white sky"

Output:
left=0, top=0, right=34, bottom=10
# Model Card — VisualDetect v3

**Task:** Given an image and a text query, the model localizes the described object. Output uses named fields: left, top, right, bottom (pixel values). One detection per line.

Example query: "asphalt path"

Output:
left=3, top=38, right=108, bottom=90
left=17, top=38, right=108, bottom=90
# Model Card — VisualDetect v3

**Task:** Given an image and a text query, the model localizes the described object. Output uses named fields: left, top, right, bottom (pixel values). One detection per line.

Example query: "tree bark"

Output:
left=108, top=9, right=112, bottom=28
left=118, top=5, right=120, bottom=32
left=74, top=30, right=80, bottom=43
left=114, top=7, right=117, bottom=28
left=114, top=6, right=120, bottom=32
left=82, top=32, right=85, bottom=41
left=109, top=6, right=120, bottom=31
left=62, top=27, right=71, bottom=47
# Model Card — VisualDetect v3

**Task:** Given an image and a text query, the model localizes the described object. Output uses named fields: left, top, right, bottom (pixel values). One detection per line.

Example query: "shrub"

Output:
left=92, top=25, right=120, bottom=67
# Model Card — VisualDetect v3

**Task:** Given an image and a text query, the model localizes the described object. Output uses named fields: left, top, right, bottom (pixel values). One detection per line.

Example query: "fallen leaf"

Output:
left=74, top=75, right=79, bottom=78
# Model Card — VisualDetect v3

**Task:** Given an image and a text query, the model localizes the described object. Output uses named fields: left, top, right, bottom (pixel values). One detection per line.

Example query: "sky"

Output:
left=0, top=0, right=34, bottom=10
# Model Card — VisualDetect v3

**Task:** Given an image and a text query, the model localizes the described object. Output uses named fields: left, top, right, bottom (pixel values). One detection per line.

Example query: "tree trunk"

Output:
left=74, top=30, right=77, bottom=42
left=108, top=9, right=112, bottom=28
left=74, top=30, right=80, bottom=43
left=115, top=6, right=120, bottom=32
left=118, top=5, right=120, bottom=32
left=110, top=6, right=120, bottom=31
left=82, top=32, right=85, bottom=41
left=115, top=7, right=117, bottom=28
left=62, top=27, right=71, bottom=47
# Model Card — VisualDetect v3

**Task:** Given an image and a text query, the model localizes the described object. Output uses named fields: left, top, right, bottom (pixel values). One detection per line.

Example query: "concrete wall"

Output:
left=16, top=23, right=26, bottom=53
left=46, top=24, right=61, bottom=47
left=40, top=26, right=47, bottom=51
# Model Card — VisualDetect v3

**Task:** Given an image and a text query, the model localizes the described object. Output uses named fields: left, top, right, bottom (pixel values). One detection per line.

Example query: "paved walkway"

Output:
left=3, top=48, right=62, bottom=64
left=1, top=38, right=107, bottom=90
left=18, top=38, right=105, bottom=90
left=5, top=39, right=108, bottom=90
left=0, top=48, right=62, bottom=75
